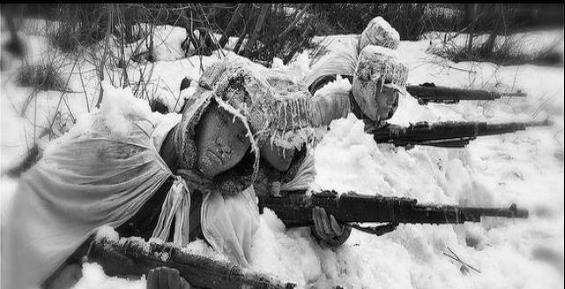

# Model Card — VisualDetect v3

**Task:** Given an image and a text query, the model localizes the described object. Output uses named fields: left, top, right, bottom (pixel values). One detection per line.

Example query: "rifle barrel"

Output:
left=406, top=85, right=527, bottom=104
left=406, top=85, right=500, bottom=103
left=372, top=120, right=551, bottom=147
left=500, top=91, right=527, bottom=97
left=477, top=120, right=550, bottom=136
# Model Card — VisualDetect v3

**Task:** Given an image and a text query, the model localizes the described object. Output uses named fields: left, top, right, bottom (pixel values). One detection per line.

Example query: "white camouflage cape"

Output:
left=1, top=83, right=264, bottom=289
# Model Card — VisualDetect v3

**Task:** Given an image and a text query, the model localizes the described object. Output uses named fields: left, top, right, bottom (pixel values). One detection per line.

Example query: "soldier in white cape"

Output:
left=305, top=16, right=409, bottom=130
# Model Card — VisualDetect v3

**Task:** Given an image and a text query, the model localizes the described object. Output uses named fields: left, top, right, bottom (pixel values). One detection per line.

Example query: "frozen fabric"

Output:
left=201, top=186, right=260, bottom=267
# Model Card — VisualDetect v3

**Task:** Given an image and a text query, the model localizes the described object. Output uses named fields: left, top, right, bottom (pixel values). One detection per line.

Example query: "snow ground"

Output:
left=1, top=18, right=563, bottom=289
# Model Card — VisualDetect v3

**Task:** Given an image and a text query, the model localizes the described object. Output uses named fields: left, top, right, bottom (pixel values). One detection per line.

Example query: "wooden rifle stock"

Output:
left=86, top=237, right=296, bottom=289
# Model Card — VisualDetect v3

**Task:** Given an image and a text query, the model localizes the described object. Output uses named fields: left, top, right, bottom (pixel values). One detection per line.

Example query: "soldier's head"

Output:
left=194, top=100, right=298, bottom=178
left=352, top=45, right=408, bottom=122
left=180, top=55, right=340, bottom=188
left=195, top=101, right=251, bottom=177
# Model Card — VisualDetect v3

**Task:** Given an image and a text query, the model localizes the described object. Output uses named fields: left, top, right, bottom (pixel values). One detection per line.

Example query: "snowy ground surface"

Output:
left=1, top=18, right=564, bottom=289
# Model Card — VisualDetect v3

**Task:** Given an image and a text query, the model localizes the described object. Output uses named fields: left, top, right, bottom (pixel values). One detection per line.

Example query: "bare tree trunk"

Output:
left=481, top=4, right=504, bottom=56
left=243, top=3, right=270, bottom=57
left=115, top=5, right=129, bottom=87
left=465, top=3, right=478, bottom=55
left=181, top=8, right=201, bottom=54
left=218, top=4, right=245, bottom=48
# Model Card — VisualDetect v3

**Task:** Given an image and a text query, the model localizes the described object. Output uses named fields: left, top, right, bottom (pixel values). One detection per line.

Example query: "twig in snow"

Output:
left=46, top=59, right=79, bottom=138
left=95, top=4, right=114, bottom=109
left=78, top=63, right=91, bottom=113
left=443, top=247, right=481, bottom=274
left=532, top=93, right=552, bottom=119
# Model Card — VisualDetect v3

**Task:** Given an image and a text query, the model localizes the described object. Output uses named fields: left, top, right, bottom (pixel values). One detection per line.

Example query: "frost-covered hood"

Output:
left=193, top=55, right=328, bottom=150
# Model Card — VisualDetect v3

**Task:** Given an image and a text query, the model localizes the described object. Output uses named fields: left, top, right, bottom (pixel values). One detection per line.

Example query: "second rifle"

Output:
left=371, top=119, right=551, bottom=148
left=406, top=83, right=527, bottom=105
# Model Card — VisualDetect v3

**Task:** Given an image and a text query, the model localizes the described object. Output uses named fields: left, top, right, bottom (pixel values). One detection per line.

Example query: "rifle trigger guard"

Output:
left=348, top=222, right=399, bottom=236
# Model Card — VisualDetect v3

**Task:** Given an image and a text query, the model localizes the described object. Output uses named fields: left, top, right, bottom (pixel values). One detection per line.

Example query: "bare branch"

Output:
left=243, top=3, right=270, bottom=57
left=278, top=4, right=311, bottom=40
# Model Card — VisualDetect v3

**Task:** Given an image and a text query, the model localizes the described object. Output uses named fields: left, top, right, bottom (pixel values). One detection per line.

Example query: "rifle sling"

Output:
left=348, top=222, right=399, bottom=236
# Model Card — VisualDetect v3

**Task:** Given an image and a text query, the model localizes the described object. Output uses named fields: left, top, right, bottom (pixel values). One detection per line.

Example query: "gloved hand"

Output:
left=147, top=267, right=191, bottom=289
left=310, top=206, right=351, bottom=247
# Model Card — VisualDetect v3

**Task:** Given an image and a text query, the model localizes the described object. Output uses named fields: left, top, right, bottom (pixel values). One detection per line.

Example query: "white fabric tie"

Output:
left=152, top=176, right=191, bottom=246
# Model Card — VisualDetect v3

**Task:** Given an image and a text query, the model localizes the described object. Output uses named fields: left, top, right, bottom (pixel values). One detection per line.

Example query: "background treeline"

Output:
left=310, top=3, right=564, bottom=40
left=12, top=3, right=564, bottom=39
left=3, top=3, right=563, bottom=64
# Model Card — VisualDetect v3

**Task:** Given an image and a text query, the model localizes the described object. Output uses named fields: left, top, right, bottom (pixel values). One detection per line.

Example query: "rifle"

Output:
left=308, top=75, right=526, bottom=106
left=406, top=83, right=527, bottom=105
left=85, top=237, right=296, bottom=289
left=257, top=191, right=528, bottom=235
left=371, top=119, right=551, bottom=148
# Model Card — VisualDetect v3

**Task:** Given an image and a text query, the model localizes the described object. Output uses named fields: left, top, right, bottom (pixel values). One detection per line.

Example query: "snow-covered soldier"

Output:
left=2, top=55, right=353, bottom=289
left=305, top=16, right=408, bottom=130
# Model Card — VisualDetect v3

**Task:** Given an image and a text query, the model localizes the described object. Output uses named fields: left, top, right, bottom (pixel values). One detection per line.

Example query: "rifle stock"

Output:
left=371, top=120, right=551, bottom=148
left=86, top=237, right=296, bottom=289
left=257, top=191, right=528, bottom=228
